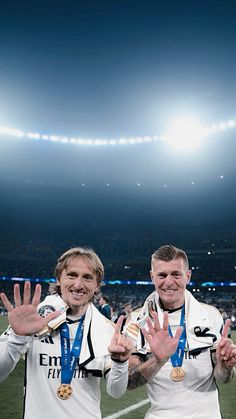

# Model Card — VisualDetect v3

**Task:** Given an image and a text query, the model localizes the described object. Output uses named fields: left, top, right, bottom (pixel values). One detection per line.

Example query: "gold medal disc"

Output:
left=170, top=367, right=185, bottom=382
left=57, top=383, right=73, bottom=400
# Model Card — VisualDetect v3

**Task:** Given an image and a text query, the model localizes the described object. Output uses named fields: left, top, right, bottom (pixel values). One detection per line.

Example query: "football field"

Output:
left=0, top=316, right=235, bottom=419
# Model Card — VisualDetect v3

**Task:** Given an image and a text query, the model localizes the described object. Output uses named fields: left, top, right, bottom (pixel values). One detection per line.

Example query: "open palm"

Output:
left=142, top=311, right=182, bottom=361
left=0, top=281, right=59, bottom=336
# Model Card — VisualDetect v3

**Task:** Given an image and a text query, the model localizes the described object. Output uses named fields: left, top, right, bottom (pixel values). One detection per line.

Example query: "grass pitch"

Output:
left=0, top=316, right=235, bottom=419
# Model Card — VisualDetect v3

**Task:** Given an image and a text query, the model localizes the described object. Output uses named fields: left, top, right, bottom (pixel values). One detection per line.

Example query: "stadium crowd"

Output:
left=0, top=282, right=235, bottom=329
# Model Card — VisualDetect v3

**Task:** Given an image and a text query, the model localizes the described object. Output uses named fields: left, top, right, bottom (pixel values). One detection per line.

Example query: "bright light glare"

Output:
left=165, top=117, right=206, bottom=150
left=0, top=116, right=235, bottom=147
left=0, top=125, right=24, bottom=137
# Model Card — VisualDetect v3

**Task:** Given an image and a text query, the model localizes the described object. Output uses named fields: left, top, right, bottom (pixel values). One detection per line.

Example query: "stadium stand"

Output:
left=0, top=233, right=236, bottom=327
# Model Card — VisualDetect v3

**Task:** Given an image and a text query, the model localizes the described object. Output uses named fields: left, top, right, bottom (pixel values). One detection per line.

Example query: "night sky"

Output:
left=0, top=0, right=236, bottom=259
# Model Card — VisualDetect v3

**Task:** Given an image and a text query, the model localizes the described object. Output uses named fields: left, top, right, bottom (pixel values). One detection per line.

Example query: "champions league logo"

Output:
left=38, top=305, right=56, bottom=318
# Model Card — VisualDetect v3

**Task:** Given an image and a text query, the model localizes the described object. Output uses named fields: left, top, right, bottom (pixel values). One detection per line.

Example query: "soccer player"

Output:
left=0, top=247, right=133, bottom=419
left=126, top=245, right=236, bottom=419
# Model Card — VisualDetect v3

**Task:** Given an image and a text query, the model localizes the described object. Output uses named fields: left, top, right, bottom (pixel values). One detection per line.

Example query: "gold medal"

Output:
left=170, top=367, right=185, bottom=382
left=57, top=383, right=73, bottom=400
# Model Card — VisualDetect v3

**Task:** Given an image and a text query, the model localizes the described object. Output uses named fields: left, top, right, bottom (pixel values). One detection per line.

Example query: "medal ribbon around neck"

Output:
left=59, top=315, right=85, bottom=385
left=168, top=305, right=186, bottom=368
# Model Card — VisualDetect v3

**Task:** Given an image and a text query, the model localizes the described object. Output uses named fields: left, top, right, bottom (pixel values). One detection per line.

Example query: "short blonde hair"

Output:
left=151, top=245, right=189, bottom=269
left=50, top=247, right=104, bottom=295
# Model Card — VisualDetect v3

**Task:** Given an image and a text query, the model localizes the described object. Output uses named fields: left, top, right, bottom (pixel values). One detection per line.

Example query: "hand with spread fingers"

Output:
left=0, top=281, right=59, bottom=336
left=108, top=315, right=134, bottom=362
left=141, top=311, right=183, bottom=362
left=216, top=319, right=236, bottom=369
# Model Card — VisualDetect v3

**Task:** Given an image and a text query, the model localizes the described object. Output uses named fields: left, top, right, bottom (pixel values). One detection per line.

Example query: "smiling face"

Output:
left=150, top=257, right=191, bottom=310
left=58, top=256, right=100, bottom=316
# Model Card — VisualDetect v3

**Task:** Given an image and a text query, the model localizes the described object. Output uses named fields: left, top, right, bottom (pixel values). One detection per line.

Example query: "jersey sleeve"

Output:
left=106, top=358, right=129, bottom=398
left=0, top=327, right=33, bottom=382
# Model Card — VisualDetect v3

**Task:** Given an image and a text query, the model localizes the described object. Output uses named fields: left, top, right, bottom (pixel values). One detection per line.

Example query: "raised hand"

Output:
left=0, top=281, right=59, bottom=336
left=216, top=319, right=236, bottom=369
left=108, top=316, right=134, bottom=362
left=141, top=311, right=182, bottom=361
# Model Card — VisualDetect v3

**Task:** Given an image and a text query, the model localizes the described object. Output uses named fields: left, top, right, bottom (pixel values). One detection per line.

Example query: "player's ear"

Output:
left=186, top=270, right=192, bottom=284
left=150, top=269, right=156, bottom=284
left=94, top=284, right=101, bottom=296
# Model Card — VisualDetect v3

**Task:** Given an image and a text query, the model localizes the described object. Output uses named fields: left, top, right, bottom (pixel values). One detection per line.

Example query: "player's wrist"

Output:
left=214, top=363, right=235, bottom=383
left=111, top=356, right=128, bottom=363
left=152, top=354, right=168, bottom=365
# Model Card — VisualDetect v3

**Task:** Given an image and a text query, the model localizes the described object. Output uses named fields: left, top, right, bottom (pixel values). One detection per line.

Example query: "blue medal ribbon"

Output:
left=60, top=315, right=85, bottom=384
left=168, top=306, right=186, bottom=368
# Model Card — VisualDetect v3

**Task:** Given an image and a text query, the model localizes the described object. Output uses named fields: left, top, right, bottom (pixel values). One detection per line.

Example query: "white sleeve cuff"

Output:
left=106, top=359, right=128, bottom=399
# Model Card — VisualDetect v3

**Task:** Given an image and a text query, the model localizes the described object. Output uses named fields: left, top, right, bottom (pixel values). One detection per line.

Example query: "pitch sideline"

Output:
left=103, top=398, right=149, bottom=419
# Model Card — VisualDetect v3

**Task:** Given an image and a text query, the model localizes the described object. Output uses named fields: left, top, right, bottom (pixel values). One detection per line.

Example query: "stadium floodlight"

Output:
left=61, top=137, right=69, bottom=143
left=164, top=117, right=206, bottom=151
left=127, top=137, right=136, bottom=144
left=109, top=139, right=117, bottom=145
left=206, top=119, right=236, bottom=135
left=50, top=135, right=59, bottom=141
left=119, top=138, right=127, bottom=144
left=219, top=122, right=227, bottom=130
left=0, top=116, right=235, bottom=147
left=94, top=139, right=108, bottom=145
left=27, top=132, right=40, bottom=139
left=0, top=125, right=24, bottom=137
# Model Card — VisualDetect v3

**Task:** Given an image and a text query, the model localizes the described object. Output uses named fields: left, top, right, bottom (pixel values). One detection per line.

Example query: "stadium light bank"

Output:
left=0, top=117, right=235, bottom=149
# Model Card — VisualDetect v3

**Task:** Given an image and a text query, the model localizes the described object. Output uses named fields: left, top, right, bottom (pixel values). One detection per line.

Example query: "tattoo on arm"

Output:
left=128, top=365, right=147, bottom=390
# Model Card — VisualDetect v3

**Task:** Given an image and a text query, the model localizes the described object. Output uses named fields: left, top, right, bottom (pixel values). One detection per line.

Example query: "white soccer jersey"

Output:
left=0, top=303, right=128, bottom=419
left=126, top=290, right=224, bottom=419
